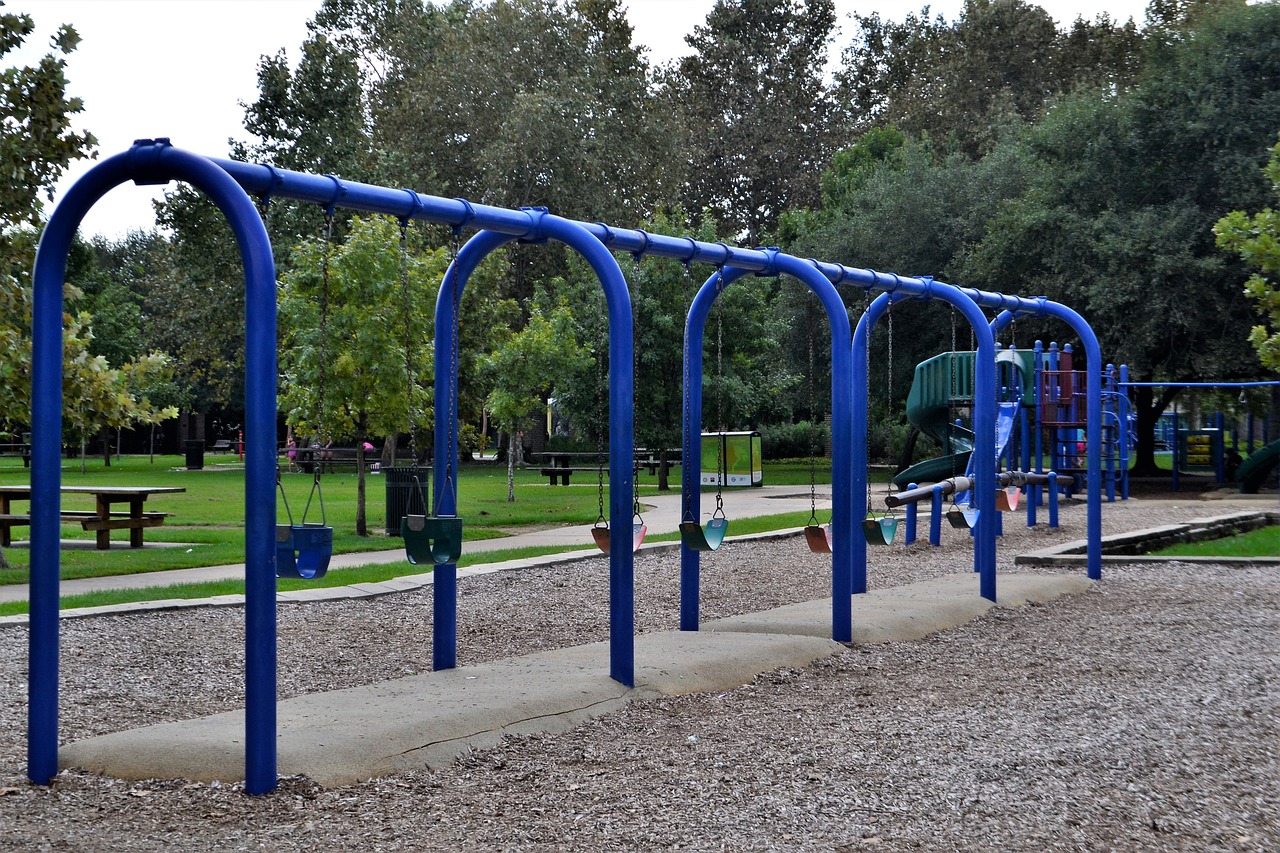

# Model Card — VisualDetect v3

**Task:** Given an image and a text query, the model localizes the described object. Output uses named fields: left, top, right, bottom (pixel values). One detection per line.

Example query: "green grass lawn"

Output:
left=0, top=454, right=851, bottom=586
left=1151, top=525, right=1280, bottom=558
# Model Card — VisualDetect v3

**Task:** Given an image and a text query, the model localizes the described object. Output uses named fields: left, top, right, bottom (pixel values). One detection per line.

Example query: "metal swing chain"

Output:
left=806, top=291, right=820, bottom=527
left=595, top=286, right=608, bottom=527
left=399, top=219, right=428, bottom=513
left=439, top=226, right=462, bottom=517
left=865, top=290, right=874, bottom=517
left=681, top=261, right=695, bottom=522
left=713, top=269, right=725, bottom=516
left=302, top=211, right=334, bottom=527
left=631, top=254, right=644, bottom=521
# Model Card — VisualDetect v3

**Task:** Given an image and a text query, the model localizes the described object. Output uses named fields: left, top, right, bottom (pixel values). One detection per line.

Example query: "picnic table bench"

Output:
left=209, top=439, right=235, bottom=453
left=533, top=450, right=682, bottom=485
left=0, top=485, right=185, bottom=550
left=0, top=442, right=31, bottom=468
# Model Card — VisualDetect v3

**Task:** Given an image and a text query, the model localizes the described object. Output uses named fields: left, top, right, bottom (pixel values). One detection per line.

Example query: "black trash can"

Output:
left=384, top=466, right=430, bottom=535
left=185, top=439, right=205, bottom=470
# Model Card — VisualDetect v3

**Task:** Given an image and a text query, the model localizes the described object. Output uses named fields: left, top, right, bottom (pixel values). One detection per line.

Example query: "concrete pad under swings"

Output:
left=57, top=573, right=1090, bottom=789
left=705, top=572, right=1095, bottom=643
left=59, top=631, right=845, bottom=788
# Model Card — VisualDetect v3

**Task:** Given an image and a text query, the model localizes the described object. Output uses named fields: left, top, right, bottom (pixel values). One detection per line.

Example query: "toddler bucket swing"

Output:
left=592, top=252, right=646, bottom=555
left=680, top=265, right=730, bottom=552
left=401, top=218, right=463, bottom=566
left=277, top=211, right=340, bottom=579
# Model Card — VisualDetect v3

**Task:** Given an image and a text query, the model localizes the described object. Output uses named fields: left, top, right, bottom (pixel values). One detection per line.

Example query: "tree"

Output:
left=835, top=1, right=1144, bottom=158
left=481, top=301, right=586, bottom=501
left=1215, top=133, right=1280, bottom=372
left=963, top=1, right=1280, bottom=475
left=278, top=215, right=446, bottom=535
left=670, top=0, right=838, bottom=244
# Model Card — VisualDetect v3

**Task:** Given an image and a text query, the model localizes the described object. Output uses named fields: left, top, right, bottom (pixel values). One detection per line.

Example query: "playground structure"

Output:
left=1119, top=375, right=1280, bottom=493
left=892, top=339, right=1135, bottom=529
left=27, top=140, right=1108, bottom=794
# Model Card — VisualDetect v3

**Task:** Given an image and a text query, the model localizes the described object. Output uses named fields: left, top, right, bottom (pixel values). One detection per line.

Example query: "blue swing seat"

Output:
left=276, top=523, right=334, bottom=579
left=402, top=514, right=464, bottom=565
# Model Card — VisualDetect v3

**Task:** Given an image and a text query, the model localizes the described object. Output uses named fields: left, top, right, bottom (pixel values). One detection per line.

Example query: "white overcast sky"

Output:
left=9, top=0, right=1150, bottom=239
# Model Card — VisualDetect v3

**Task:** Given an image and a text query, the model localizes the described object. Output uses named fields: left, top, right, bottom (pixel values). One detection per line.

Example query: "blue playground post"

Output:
left=28, top=140, right=279, bottom=794
left=930, top=485, right=944, bottom=545
left=904, top=483, right=918, bottom=545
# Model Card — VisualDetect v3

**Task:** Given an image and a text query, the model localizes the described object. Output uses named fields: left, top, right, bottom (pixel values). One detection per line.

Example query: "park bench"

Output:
left=209, top=439, right=234, bottom=453
left=0, top=511, right=171, bottom=549
left=292, top=446, right=390, bottom=474
left=0, top=442, right=31, bottom=468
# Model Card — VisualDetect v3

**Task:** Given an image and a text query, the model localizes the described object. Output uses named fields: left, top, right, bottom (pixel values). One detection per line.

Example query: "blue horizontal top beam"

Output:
left=1119, top=380, right=1280, bottom=388
left=209, top=148, right=1051, bottom=313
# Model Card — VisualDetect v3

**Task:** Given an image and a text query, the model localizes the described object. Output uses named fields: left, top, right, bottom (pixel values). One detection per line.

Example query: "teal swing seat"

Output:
left=862, top=515, right=899, bottom=546
left=402, top=513, right=464, bottom=565
left=680, top=513, right=728, bottom=552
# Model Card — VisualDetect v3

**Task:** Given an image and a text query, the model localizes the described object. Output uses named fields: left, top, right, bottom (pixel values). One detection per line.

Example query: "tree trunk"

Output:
left=657, top=448, right=671, bottom=492
left=507, top=431, right=517, bottom=503
left=353, top=435, right=368, bottom=535
left=383, top=433, right=398, bottom=469
left=1131, top=385, right=1180, bottom=477
left=100, top=426, right=111, bottom=467
left=0, top=545, right=9, bottom=570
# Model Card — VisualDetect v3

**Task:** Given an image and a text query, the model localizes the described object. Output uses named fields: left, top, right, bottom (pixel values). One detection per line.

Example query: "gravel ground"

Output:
left=0, top=496, right=1276, bottom=851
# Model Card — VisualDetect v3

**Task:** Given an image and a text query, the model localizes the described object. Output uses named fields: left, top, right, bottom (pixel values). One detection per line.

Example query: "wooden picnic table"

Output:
left=0, top=485, right=185, bottom=550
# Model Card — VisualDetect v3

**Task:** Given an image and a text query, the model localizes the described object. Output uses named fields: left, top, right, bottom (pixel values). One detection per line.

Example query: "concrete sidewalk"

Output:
left=0, top=484, right=834, bottom=605
left=57, top=572, right=1092, bottom=788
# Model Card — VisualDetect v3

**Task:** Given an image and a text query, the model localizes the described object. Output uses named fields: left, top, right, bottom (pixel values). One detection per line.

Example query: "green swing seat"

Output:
left=402, top=514, right=464, bottom=565
left=680, top=515, right=729, bottom=552
left=862, top=515, right=899, bottom=546
left=276, top=523, right=333, bottom=580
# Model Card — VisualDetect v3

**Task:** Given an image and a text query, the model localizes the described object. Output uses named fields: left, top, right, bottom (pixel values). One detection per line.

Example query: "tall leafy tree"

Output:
left=1215, top=133, right=1280, bottom=372
left=964, top=1, right=1280, bottom=474
left=279, top=216, right=447, bottom=535
left=835, top=0, right=1143, bottom=157
left=671, top=0, right=838, bottom=244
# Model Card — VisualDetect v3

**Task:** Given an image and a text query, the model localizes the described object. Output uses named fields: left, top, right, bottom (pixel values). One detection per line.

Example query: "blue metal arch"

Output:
left=680, top=251, right=856, bottom=643
left=856, top=285, right=998, bottom=600
left=432, top=215, right=638, bottom=686
left=28, top=140, right=280, bottom=794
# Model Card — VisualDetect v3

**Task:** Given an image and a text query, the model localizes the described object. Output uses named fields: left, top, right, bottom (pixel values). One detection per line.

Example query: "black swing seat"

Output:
left=680, top=515, right=728, bottom=552
left=402, top=514, right=464, bottom=565
left=591, top=519, right=647, bottom=555
left=862, top=515, right=899, bottom=546
left=803, top=523, right=833, bottom=554
left=946, top=505, right=981, bottom=529
left=276, top=523, right=334, bottom=579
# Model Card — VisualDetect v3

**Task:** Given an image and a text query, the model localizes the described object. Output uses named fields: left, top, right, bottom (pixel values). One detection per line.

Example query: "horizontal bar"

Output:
left=1119, top=381, right=1280, bottom=388
left=208, top=149, right=1057, bottom=315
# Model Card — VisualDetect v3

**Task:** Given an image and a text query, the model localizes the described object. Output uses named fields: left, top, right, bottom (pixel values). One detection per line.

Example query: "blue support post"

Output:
left=904, top=483, right=918, bottom=545
left=930, top=485, right=943, bottom=546
left=1048, top=472, right=1060, bottom=528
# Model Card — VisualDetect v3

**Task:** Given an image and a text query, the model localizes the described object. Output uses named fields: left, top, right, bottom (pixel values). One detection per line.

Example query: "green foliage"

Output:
left=0, top=5, right=96, bottom=234
left=1215, top=134, right=1280, bottom=371
left=279, top=215, right=447, bottom=443
left=759, top=420, right=827, bottom=461
left=671, top=0, right=838, bottom=243
left=480, top=300, right=587, bottom=434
